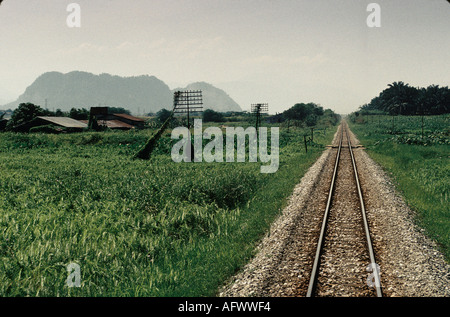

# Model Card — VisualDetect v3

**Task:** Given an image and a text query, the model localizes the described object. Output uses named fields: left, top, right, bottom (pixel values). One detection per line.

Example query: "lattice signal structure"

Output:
left=251, top=103, right=269, bottom=133
left=173, top=90, right=203, bottom=128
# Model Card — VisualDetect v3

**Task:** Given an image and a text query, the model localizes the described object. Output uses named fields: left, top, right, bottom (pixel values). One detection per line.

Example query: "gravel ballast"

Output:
left=219, top=124, right=449, bottom=297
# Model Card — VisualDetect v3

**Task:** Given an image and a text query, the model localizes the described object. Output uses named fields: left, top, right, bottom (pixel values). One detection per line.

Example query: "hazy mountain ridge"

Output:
left=1, top=71, right=242, bottom=113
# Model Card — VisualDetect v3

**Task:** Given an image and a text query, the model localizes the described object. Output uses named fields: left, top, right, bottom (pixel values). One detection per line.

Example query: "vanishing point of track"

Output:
left=306, top=121, right=383, bottom=297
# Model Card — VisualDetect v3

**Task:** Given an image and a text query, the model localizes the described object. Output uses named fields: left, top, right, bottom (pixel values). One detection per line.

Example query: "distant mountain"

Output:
left=2, top=71, right=242, bottom=114
left=3, top=71, right=172, bottom=114
left=173, top=82, right=242, bottom=112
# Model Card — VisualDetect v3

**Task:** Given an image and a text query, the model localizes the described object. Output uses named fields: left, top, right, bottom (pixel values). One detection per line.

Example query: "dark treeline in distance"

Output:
left=1, top=103, right=131, bottom=131
left=2, top=101, right=339, bottom=133
left=155, top=102, right=339, bottom=127
left=359, top=81, right=449, bottom=116
left=281, top=102, right=339, bottom=126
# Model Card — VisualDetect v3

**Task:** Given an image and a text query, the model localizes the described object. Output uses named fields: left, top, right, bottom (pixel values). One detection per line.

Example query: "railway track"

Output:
left=306, top=121, right=382, bottom=297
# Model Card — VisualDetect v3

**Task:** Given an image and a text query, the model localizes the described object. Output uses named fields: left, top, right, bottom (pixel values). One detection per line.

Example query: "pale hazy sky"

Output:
left=0, top=0, right=449, bottom=114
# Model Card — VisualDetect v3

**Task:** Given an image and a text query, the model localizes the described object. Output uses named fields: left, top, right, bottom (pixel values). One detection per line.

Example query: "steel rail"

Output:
left=306, top=124, right=344, bottom=297
left=345, top=122, right=383, bottom=297
left=306, top=122, right=382, bottom=297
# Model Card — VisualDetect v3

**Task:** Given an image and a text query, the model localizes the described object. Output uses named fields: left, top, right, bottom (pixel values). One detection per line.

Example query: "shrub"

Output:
left=29, top=125, right=62, bottom=134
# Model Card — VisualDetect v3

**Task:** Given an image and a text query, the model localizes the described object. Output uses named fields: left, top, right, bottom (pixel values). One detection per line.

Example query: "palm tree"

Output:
left=427, top=85, right=449, bottom=115
left=418, top=86, right=437, bottom=115
left=381, top=82, right=418, bottom=115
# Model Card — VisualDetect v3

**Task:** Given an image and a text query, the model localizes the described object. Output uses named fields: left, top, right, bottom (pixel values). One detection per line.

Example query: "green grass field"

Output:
left=348, top=114, right=449, bottom=262
left=0, top=122, right=337, bottom=296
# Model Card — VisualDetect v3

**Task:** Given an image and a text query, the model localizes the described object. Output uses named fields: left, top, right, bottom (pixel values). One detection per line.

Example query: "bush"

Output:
left=156, top=109, right=172, bottom=124
left=6, top=103, right=47, bottom=131
left=29, top=125, right=62, bottom=134
left=203, top=109, right=225, bottom=123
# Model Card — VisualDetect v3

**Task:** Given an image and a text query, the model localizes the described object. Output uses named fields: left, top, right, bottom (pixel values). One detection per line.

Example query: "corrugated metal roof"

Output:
left=112, top=113, right=145, bottom=122
left=79, top=119, right=135, bottom=129
left=101, top=119, right=135, bottom=129
left=37, top=117, right=88, bottom=128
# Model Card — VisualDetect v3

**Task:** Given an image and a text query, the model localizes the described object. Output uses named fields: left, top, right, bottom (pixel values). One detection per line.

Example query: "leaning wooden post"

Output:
left=304, top=135, right=308, bottom=153
left=392, top=115, right=395, bottom=134
left=134, top=113, right=174, bottom=160
left=421, top=115, right=424, bottom=139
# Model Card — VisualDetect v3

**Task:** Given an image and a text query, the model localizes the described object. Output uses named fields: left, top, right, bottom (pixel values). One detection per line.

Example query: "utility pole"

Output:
left=251, top=103, right=268, bottom=137
left=173, top=90, right=203, bottom=129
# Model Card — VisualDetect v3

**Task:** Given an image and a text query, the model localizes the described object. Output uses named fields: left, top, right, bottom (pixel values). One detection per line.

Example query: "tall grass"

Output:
left=348, top=116, right=449, bottom=261
left=0, top=124, right=337, bottom=296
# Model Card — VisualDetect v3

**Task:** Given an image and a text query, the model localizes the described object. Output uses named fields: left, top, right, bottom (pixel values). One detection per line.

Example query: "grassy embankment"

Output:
left=348, top=114, right=449, bottom=261
left=0, top=121, right=338, bottom=296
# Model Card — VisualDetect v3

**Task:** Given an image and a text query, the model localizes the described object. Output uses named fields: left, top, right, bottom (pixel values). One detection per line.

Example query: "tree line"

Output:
left=155, top=103, right=339, bottom=127
left=359, top=82, right=449, bottom=115
left=1, top=103, right=131, bottom=131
